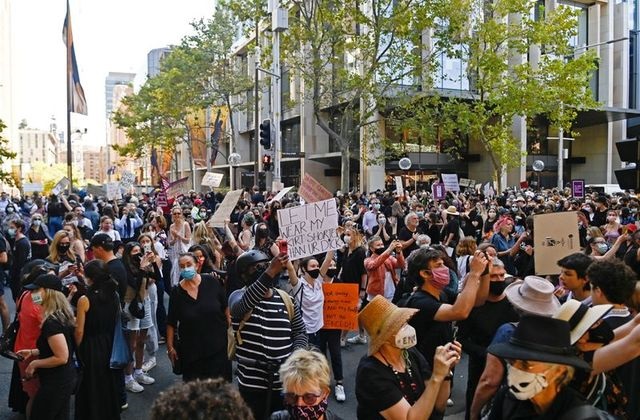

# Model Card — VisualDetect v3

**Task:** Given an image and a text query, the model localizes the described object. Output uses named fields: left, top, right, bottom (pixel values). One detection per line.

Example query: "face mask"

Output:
left=33, top=220, right=41, bottom=227
left=31, top=292, right=43, bottom=305
left=378, top=218, right=386, bottom=224
left=511, top=206, right=518, bottom=212
left=430, top=266, right=450, bottom=289
left=6, top=207, right=14, bottom=213
left=488, top=212, right=496, bottom=218
left=585, top=235, right=591, bottom=241
left=343, top=235, right=352, bottom=245
left=326, top=268, right=337, bottom=278
left=607, top=216, right=617, bottom=222
left=200, top=212, right=207, bottom=218
left=506, top=364, right=549, bottom=400
left=373, top=247, right=385, bottom=256
left=489, top=281, right=506, bottom=295
left=7, top=228, right=16, bottom=237
left=596, top=243, right=608, bottom=254
left=181, top=267, right=197, bottom=280
left=306, top=269, right=320, bottom=279
left=394, top=324, right=417, bottom=349
left=286, top=398, right=328, bottom=420
left=416, top=211, right=424, bottom=219
left=57, top=243, right=71, bottom=253
left=132, top=253, right=143, bottom=265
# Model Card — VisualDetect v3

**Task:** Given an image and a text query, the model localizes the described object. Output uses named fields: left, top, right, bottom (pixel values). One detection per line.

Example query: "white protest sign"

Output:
left=277, top=198, right=343, bottom=261
left=201, top=172, right=224, bottom=188
left=441, top=173, right=460, bottom=192
left=119, top=171, right=136, bottom=190
left=23, top=183, right=43, bottom=193
left=271, top=186, right=293, bottom=203
left=394, top=176, right=404, bottom=195
left=534, top=211, right=580, bottom=275
left=208, top=189, right=244, bottom=228
left=106, top=182, right=122, bottom=200
left=52, top=177, right=70, bottom=196
left=459, top=178, right=470, bottom=187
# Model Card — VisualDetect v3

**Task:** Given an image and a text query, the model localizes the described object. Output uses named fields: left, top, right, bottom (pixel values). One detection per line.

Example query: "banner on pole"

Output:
left=322, top=283, right=359, bottom=330
left=277, top=198, right=343, bottom=261
left=208, top=189, right=244, bottom=228
left=298, top=174, right=333, bottom=203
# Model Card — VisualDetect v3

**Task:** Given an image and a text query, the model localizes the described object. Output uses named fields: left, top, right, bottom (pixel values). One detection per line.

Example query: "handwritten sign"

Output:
left=394, top=176, right=404, bottom=195
left=534, top=211, right=580, bottom=275
left=277, top=198, right=343, bottom=261
left=119, top=171, right=136, bottom=190
left=571, top=179, right=585, bottom=199
left=441, top=173, right=460, bottom=192
left=156, top=191, right=168, bottom=207
left=106, top=182, right=122, bottom=200
left=201, top=172, right=224, bottom=188
left=52, top=177, right=70, bottom=196
left=208, top=189, right=243, bottom=228
left=322, top=283, right=359, bottom=330
left=165, top=177, right=189, bottom=199
left=271, top=186, right=293, bottom=203
left=298, top=174, right=333, bottom=203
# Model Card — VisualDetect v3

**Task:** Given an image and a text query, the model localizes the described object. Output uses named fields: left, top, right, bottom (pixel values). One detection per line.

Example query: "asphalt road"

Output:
left=0, top=287, right=468, bottom=419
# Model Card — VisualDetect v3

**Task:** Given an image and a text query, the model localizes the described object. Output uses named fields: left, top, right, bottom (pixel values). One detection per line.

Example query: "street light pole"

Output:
left=254, top=20, right=260, bottom=190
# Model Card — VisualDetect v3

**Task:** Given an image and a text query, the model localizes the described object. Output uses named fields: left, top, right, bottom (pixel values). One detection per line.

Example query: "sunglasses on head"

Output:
left=283, top=392, right=322, bottom=406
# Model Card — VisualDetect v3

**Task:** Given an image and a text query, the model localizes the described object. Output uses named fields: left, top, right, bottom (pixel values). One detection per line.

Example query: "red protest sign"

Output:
left=298, top=174, right=333, bottom=203
left=322, top=283, right=359, bottom=330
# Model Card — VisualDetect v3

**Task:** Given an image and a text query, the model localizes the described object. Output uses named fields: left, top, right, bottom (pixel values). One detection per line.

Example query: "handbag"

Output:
left=128, top=292, right=145, bottom=319
left=0, top=292, right=25, bottom=361
left=110, top=299, right=132, bottom=369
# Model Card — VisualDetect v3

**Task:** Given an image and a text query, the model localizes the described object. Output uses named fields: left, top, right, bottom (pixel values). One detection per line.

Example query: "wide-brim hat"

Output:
left=505, top=276, right=560, bottom=317
left=445, top=206, right=459, bottom=216
left=488, top=315, right=591, bottom=371
left=358, top=295, right=418, bottom=356
left=553, top=300, right=612, bottom=345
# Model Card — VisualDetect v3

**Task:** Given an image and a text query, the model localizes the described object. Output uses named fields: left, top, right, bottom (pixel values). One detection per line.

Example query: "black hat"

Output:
left=24, top=273, right=63, bottom=292
left=20, top=259, right=58, bottom=283
left=236, top=250, right=270, bottom=273
left=488, top=315, right=591, bottom=371
left=90, top=233, right=114, bottom=250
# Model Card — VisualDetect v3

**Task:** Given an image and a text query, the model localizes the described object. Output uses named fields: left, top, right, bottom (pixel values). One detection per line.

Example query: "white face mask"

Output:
left=506, top=364, right=549, bottom=400
left=394, top=324, right=417, bottom=349
left=343, top=235, right=352, bottom=245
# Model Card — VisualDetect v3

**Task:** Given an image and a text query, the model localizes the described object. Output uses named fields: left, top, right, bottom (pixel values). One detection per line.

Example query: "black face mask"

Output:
left=373, top=247, right=385, bottom=256
left=306, top=269, right=320, bottom=279
left=57, top=243, right=71, bottom=253
left=489, top=281, right=506, bottom=295
left=132, top=253, right=143, bottom=265
left=326, top=268, right=338, bottom=278
left=243, top=264, right=267, bottom=287
left=256, top=228, right=269, bottom=238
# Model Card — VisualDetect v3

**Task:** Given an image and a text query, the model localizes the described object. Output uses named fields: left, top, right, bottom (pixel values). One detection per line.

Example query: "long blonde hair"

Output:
left=49, top=231, right=76, bottom=262
left=41, top=288, right=75, bottom=327
left=193, top=221, right=221, bottom=252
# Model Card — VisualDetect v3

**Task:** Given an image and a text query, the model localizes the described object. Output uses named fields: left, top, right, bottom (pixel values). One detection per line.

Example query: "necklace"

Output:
left=379, top=351, right=419, bottom=404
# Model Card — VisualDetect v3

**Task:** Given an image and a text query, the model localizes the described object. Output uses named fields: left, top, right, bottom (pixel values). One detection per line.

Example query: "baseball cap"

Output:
left=90, top=233, right=115, bottom=250
left=24, top=273, right=63, bottom=292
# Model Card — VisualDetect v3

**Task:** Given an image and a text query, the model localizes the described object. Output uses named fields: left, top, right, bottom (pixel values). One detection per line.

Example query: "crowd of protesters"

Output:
left=0, top=183, right=639, bottom=419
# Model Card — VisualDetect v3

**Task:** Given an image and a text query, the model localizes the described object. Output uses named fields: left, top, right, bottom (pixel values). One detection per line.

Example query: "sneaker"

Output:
left=334, top=384, right=346, bottom=402
left=340, top=337, right=346, bottom=348
left=134, top=371, right=155, bottom=385
left=447, top=398, right=454, bottom=407
left=346, top=335, right=367, bottom=345
left=142, top=357, right=157, bottom=372
left=120, top=403, right=129, bottom=411
left=158, top=336, right=166, bottom=345
left=125, top=379, right=144, bottom=393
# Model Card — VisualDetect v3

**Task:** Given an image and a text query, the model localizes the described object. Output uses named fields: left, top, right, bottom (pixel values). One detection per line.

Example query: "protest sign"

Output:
left=165, top=177, right=189, bottom=199
left=277, top=198, right=343, bottom=261
left=571, top=179, right=585, bottom=199
left=156, top=191, right=168, bottom=207
left=432, top=182, right=446, bottom=200
left=106, top=182, right=122, bottom=200
left=51, top=177, right=70, bottom=196
left=394, top=176, right=404, bottom=195
left=208, top=189, right=243, bottom=227
left=201, top=172, right=224, bottom=188
left=441, top=173, right=460, bottom=192
left=298, top=174, right=333, bottom=203
left=119, top=171, right=136, bottom=190
left=459, top=178, right=470, bottom=187
left=534, top=211, right=579, bottom=275
left=86, top=184, right=105, bottom=197
left=322, top=283, right=359, bottom=330
left=23, top=183, right=43, bottom=193
left=271, top=186, right=293, bottom=203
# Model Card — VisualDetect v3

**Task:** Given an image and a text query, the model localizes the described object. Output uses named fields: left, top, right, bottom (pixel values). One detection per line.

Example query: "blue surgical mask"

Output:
left=7, top=228, right=16, bottom=237
left=181, top=267, right=197, bottom=280
left=596, top=243, right=609, bottom=254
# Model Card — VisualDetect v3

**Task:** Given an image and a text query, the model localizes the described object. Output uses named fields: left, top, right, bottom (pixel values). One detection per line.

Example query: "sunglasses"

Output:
left=283, top=392, right=322, bottom=406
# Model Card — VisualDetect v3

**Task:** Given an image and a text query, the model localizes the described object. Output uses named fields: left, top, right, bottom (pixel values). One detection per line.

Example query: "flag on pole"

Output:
left=63, top=1, right=88, bottom=115
left=160, top=176, right=171, bottom=191
left=210, top=109, right=223, bottom=165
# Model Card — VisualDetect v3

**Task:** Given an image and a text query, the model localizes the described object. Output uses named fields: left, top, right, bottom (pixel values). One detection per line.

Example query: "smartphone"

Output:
left=278, top=239, right=288, bottom=255
left=144, top=243, right=153, bottom=253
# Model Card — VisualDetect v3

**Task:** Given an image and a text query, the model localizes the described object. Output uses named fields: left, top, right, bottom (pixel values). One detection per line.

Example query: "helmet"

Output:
left=236, top=250, right=270, bottom=286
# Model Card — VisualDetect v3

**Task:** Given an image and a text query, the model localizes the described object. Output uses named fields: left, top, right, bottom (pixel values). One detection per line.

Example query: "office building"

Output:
left=147, top=47, right=171, bottom=78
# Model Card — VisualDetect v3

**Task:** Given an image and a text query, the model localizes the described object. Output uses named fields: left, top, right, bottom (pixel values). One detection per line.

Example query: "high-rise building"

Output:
left=105, top=72, right=135, bottom=117
left=147, top=47, right=171, bottom=78
left=83, top=149, right=106, bottom=183
left=0, top=0, right=18, bottom=191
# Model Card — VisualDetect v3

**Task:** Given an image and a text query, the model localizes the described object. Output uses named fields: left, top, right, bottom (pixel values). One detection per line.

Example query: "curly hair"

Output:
left=586, top=259, right=637, bottom=304
left=150, top=378, right=254, bottom=420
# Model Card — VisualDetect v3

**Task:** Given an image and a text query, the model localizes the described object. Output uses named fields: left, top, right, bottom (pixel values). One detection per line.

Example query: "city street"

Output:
left=0, top=289, right=467, bottom=419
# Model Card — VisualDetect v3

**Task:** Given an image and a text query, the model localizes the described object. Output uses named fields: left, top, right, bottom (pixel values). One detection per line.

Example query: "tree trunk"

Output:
left=341, top=143, right=350, bottom=193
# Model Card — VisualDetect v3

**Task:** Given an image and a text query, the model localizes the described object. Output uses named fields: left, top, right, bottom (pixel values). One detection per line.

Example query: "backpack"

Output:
left=227, top=288, right=295, bottom=360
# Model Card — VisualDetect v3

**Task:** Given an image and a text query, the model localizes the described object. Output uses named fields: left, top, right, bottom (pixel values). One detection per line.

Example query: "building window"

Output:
left=281, top=121, right=300, bottom=155
left=281, top=67, right=291, bottom=110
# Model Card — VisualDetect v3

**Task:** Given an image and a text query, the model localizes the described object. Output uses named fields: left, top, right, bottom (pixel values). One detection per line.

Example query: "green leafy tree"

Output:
left=0, top=120, right=17, bottom=186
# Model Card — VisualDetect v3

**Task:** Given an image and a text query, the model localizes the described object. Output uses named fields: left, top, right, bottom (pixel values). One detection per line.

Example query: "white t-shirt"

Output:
left=292, top=277, right=325, bottom=334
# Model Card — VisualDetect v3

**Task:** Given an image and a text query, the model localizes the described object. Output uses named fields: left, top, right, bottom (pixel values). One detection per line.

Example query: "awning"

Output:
left=307, top=152, right=359, bottom=167
left=574, top=106, right=640, bottom=128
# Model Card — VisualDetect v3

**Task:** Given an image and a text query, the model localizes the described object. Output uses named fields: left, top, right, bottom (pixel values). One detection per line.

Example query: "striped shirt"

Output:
left=229, top=272, right=307, bottom=390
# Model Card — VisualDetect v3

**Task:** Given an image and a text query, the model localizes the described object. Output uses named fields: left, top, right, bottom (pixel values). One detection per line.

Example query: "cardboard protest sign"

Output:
left=441, top=173, right=460, bottom=192
left=298, top=174, right=333, bottom=203
left=571, top=179, right=585, bottom=199
left=208, top=189, right=243, bottom=227
left=106, top=182, right=122, bottom=200
left=52, top=177, right=70, bottom=196
left=432, top=182, right=446, bottom=200
left=165, top=177, right=189, bottom=199
left=322, top=283, right=359, bottom=330
left=394, top=176, right=404, bottom=195
left=271, top=186, right=293, bottom=203
left=277, top=198, right=343, bottom=261
left=86, top=184, right=105, bottom=197
left=201, top=172, right=224, bottom=188
left=119, top=171, right=136, bottom=190
left=534, top=211, right=580, bottom=275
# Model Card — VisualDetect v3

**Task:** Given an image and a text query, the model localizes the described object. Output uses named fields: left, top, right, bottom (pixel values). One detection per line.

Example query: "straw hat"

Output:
left=553, top=300, right=612, bottom=345
left=358, top=295, right=418, bottom=356
left=445, top=206, right=459, bottom=216
left=505, top=276, right=560, bottom=317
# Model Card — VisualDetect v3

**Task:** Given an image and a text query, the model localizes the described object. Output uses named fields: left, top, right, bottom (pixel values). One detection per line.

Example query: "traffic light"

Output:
left=262, top=154, right=273, bottom=171
left=615, top=138, right=640, bottom=190
left=259, top=119, right=271, bottom=149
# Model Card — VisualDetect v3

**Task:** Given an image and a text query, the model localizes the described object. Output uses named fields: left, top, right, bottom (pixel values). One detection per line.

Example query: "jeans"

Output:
left=319, top=329, right=343, bottom=382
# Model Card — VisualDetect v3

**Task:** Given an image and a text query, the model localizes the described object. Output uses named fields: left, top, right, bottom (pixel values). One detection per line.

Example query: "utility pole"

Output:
left=271, top=3, right=288, bottom=190
left=253, top=20, right=260, bottom=189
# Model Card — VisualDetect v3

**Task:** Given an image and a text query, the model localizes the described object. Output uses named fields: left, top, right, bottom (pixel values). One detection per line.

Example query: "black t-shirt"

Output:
left=167, top=274, right=228, bottom=364
left=356, top=347, right=442, bottom=420
left=106, top=258, right=128, bottom=305
left=47, top=202, right=66, bottom=218
left=9, top=236, right=31, bottom=284
left=338, top=247, right=367, bottom=286
left=426, top=224, right=441, bottom=245
left=591, top=209, right=608, bottom=228
left=398, top=227, right=418, bottom=258
left=443, top=218, right=461, bottom=245
left=407, top=290, right=452, bottom=365
left=36, top=316, right=76, bottom=384
left=623, top=245, right=640, bottom=276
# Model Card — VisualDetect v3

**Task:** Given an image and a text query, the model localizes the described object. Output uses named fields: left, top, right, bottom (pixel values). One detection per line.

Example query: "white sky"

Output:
left=12, top=0, right=216, bottom=148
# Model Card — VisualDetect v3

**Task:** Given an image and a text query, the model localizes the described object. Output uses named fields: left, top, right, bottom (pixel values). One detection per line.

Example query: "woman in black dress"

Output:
left=166, top=253, right=230, bottom=382
left=27, top=214, right=51, bottom=260
left=74, top=260, right=121, bottom=420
